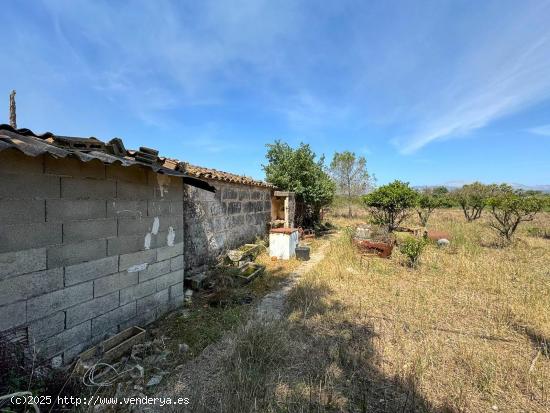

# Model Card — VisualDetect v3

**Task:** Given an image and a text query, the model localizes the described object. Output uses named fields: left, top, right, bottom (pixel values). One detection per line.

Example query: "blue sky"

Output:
left=2, top=0, right=549, bottom=186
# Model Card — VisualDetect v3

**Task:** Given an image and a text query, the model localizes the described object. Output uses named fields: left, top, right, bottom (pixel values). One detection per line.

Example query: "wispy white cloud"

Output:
left=391, top=1, right=550, bottom=153
left=528, top=124, right=550, bottom=136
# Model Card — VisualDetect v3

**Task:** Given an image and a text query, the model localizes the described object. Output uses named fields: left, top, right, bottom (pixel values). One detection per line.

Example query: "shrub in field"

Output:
left=452, top=182, right=494, bottom=222
left=362, top=180, right=418, bottom=232
left=486, top=189, right=543, bottom=243
left=399, top=236, right=426, bottom=268
left=416, top=189, right=450, bottom=226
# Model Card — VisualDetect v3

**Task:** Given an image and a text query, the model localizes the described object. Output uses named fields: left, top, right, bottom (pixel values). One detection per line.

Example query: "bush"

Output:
left=486, top=189, right=544, bottom=243
left=399, top=237, right=426, bottom=268
left=362, top=180, right=418, bottom=232
left=452, top=182, right=494, bottom=222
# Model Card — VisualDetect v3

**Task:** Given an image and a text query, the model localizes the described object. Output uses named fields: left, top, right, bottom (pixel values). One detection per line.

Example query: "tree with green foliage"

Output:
left=263, top=141, right=335, bottom=226
left=362, top=180, right=419, bottom=232
left=452, top=182, right=494, bottom=222
left=486, top=186, right=544, bottom=243
left=329, top=151, right=373, bottom=218
left=416, top=190, right=441, bottom=227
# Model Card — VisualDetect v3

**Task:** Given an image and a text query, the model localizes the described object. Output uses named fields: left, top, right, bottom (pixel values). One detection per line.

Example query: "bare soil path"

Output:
left=153, top=235, right=335, bottom=411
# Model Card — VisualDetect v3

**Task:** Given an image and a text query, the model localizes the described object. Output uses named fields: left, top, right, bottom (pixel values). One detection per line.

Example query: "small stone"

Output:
left=178, top=343, right=189, bottom=353
left=492, top=406, right=498, bottom=411
left=51, top=355, right=63, bottom=369
left=146, top=375, right=162, bottom=387
left=437, top=238, right=450, bottom=247
left=130, top=364, right=144, bottom=378
left=134, top=385, right=143, bottom=391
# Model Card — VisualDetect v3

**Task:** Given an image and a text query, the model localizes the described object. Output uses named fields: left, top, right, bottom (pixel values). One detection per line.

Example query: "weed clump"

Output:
left=399, top=236, right=426, bottom=268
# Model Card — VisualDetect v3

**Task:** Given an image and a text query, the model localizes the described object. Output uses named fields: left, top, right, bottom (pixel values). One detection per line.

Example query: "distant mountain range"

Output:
left=414, top=182, right=550, bottom=193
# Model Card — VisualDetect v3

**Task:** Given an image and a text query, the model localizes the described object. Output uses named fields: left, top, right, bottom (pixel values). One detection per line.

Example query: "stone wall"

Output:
left=184, top=179, right=272, bottom=271
left=0, top=149, right=185, bottom=365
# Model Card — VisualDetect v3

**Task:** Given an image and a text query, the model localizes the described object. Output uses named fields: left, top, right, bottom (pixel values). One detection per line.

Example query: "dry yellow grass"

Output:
left=211, top=209, right=550, bottom=412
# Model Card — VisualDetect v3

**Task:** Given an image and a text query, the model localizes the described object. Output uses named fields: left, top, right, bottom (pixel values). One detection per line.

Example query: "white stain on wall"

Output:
left=152, top=217, right=160, bottom=235
left=167, top=226, right=176, bottom=246
left=157, top=174, right=171, bottom=197
left=127, top=263, right=148, bottom=273
left=144, top=233, right=152, bottom=250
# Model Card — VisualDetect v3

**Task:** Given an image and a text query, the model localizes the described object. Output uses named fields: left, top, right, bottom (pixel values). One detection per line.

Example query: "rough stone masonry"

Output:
left=0, top=149, right=185, bottom=365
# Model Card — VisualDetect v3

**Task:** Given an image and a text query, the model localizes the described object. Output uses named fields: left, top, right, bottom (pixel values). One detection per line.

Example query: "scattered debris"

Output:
left=353, top=224, right=395, bottom=258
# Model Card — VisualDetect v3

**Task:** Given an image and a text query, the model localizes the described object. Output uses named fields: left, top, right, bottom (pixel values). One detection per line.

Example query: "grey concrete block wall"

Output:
left=184, top=179, right=272, bottom=271
left=0, top=149, right=186, bottom=365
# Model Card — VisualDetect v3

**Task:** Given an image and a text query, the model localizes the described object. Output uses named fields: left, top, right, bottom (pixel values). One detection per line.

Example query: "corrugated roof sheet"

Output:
left=0, top=124, right=216, bottom=192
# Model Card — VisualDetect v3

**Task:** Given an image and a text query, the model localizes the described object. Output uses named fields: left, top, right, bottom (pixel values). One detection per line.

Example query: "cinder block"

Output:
left=36, top=321, right=91, bottom=359
left=117, top=180, right=153, bottom=200
left=119, top=279, right=156, bottom=305
left=0, top=248, right=46, bottom=280
left=137, top=289, right=168, bottom=313
left=119, top=307, right=157, bottom=331
left=119, top=249, right=156, bottom=271
left=238, top=190, right=250, bottom=201
left=227, top=201, right=241, bottom=214
left=0, top=222, right=62, bottom=254
left=251, top=191, right=262, bottom=200
left=94, top=271, right=137, bottom=297
left=118, top=217, right=155, bottom=237
left=66, top=292, right=119, bottom=328
left=138, top=260, right=171, bottom=283
left=106, top=164, right=147, bottom=184
left=0, top=200, right=45, bottom=224
left=169, top=282, right=184, bottom=298
left=155, top=270, right=184, bottom=291
left=222, top=188, right=238, bottom=200
left=106, top=200, right=147, bottom=219
left=0, top=173, right=60, bottom=200
left=45, top=156, right=106, bottom=179
left=47, top=239, right=107, bottom=268
left=157, top=242, right=183, bottom=261
left=61, top=178, right=116, bottom=199
left=0, top=268, right=63, bottom=306
left=169, top=200, right=183, bottom=216
left=168, top=293, right=184, bottom=310
left=0, top=301, right=26, bottom=331
left=28, top=312, right=65, bottom=343
left=147, top=200, right=170, bottom=217
left=107, top=235, right=145, bottom=256
left=0, top=151, right=44, bottom=174
left=63, top=219, right=117, bottom=243
left=65, top=256, right=119, bottom=286
left=170, top=255, right=184, bottom=271
left=46, top=199, right=106, bottom=222
left=92, top=302, right=136, bottom=336
left=27, top=281, right=93, bottom=321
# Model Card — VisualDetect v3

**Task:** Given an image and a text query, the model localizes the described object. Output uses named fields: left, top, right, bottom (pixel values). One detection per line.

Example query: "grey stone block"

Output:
left=169, top=200, right=183, bottom=215
left=0, top=301, right=26, bottom=331
left=66, top=292, right=119, bottom=328
left=222, top=188, right=238, bottom=200
left=251, top=191, right=262, bottom=200
left=107, top=235, right=146, bottom=256
left=119, top=308, right=157, bottom=331
left=36, top=321, right=91, bottom=359
left=45, top=156, right=106, bottom=179
left=0, top=151, right=44, bottom=175
left=61, top=178, right=116, bottom=199
left=47, top=239, right=107, bottom=268
left=106, top=200, right=147, bottom=219
left=63, top=219, right=117, bottom=243
left=227, top=201, right=241, bottom=214
left=0, top=222, right=62, bottom=254
left=169, top=282, right=184, bottom=298
left=119, top=249, right=156, bottom=271
left=119, top=279, right=156, bottom=305
left=0, top=200, right=45, bottom=224
left=46, top=199, right=106, bottom=222
left=92, top=302, right=136, bottom=336
left=137, top=289, right=168, bottom=313
left=157, top=243, right=183, bottom=261
left=65, top=256, right=119, bottom=286
left=0, top=173, right=60, bottom=200
left=155, top=270, right=184, bottom=292
left=117, top=180, right=153, bottom=200
left=106, top=164, right=147, bottom=184
left=118, top=216, right=156, bottom=237
left=170, top=255, right=184, bottom=271
left=0, top=248, right=47, bottom=280
left=27, top=282, right=93, bottom=321
left=28, top=312, right=65, bottom=343
left=168, top=293, right=184, bottom=310
left=138, top=260, right=171, bottom=283
left=0, top=268, right=63, bottom=306
left=94, top=271, right=138, bottom=297
left=147, top=200, right=171, bottom=217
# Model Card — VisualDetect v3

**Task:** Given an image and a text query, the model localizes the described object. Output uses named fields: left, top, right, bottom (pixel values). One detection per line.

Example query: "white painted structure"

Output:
left=269, top=228, right=299, bottom=260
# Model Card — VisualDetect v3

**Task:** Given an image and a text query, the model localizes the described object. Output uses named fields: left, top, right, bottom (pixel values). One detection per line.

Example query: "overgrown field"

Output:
left=207, top=209, right=550, bottom=412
